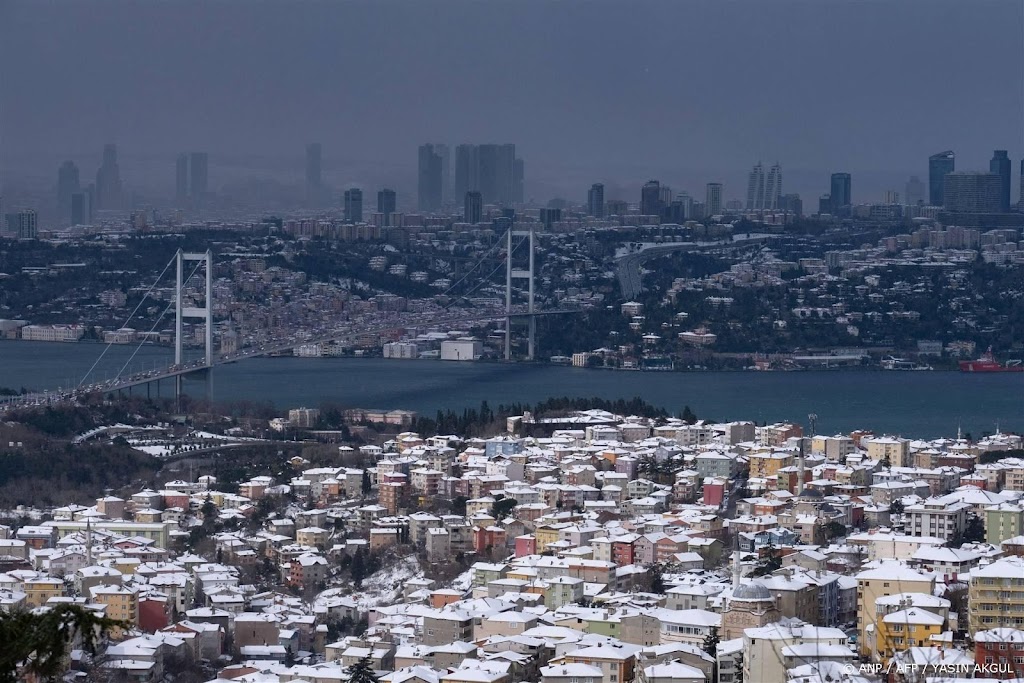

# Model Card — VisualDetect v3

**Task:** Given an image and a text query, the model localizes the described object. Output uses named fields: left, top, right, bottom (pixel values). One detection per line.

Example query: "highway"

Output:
left=614, top=234, right=774, bottom=299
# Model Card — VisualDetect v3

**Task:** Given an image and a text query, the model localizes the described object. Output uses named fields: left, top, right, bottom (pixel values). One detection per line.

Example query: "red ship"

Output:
left=959, top=347, right=1024, bottom=372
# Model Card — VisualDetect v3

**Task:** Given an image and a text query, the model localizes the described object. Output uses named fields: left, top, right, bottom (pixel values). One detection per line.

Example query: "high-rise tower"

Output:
left=95, top=143, right=122, bottom=210
left=990, top=150, right=1011, bottom=213
left=764, top=163, right=782, bottom=210
left=417, top=144, right=443, bottom=212
left=746, top=163, right=765, bottom=211
left=464, top=191, right=483, bottom=224
left=641, top=180, right=662, bottom=218
left=705, top=183, right=723, bottom=216
left=377, top=188, right=396, bottom=225
left=588, top=183, right=605, bottom=218
left=928, top=150, right=955, bottom=206
left=56, top=161, right=80, bottom=226
left=454, top=144, right=479, bottom=200
left=344, top=188, right=363, bottom=223
left=830, top=173, right=852, bottom=213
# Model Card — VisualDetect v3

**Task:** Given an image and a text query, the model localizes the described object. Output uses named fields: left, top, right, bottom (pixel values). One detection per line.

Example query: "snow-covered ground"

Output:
left=315, top=554, right=424, bottom=613
left=448, top=567, right=473, bottom=593
left=125, top=428, right=251, bottom=458
left=353, top=554, right=423, bottom=611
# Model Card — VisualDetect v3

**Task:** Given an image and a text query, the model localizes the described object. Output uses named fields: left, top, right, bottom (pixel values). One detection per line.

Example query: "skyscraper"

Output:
left=417, top=144, right=443, bottom=212
left=588, top=183, right=605, bottom=217
left=433, top=144, right=450, bottom=205
left=705, top=183, right=723, bottom=216
left=989, top=150, right=1011, bottom=212
left=943, top=172, right=1001, bottom=213
left=928, top=151, right=955, bottom=206
left=1020, top=161, right=1024, bottom=211
left=306, top=143, right=322, bottom=204
left=780, top=194, right=803, bottom=216
left=830, top=173, right=852, bottom=213
left=464, top=191, right=483, bottom=224
left=56, top=160, right=80, bottom=226
left=676, top=192, right=694, bottom=219
left=764, top=163, right=782, bottom=210
left=641, top=180, right=662, bottom=218
left=190, top=153, right=209, bottom=200
left=95, top=143, right=122, bottom=211
left=175, top=154, right=189, bottom=201
left=478, top=144, right=516, bottom=205
left=905, top=176, right=924, bottom=206
left=377, top=188, right=396, bottom=225
left=17, top=209, right=38, bottom=239
left=746, top=163, right=765, bottom=210
left=70, top=192, right=91, bottom=225
left=454, top=144, right=479, bottom=199
left=344, top=188, right=363, bottom=223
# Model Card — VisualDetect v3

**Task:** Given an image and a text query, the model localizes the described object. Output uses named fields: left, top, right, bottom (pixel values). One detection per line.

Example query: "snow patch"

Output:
left=448, top=568, right=473, bottom=593
left=318, top=554, right=424, bottom=612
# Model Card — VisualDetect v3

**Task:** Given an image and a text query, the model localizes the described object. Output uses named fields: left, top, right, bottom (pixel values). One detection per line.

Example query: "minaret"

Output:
left=86, top=517, right=93, bottom=566
left=798, top=439, right=806, bottom=495
left=732, top=534, right=741, bottom=593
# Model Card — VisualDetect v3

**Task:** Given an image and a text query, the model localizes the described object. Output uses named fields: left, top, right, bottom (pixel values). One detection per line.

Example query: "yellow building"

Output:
left=748, top=451, right=794, bottom=480
left=855, top=561, right=934, bottom=657
left=876, top=607, right=944, bottom=663
left=90, top=584, right=138, bottom=639
left=968, top=556, right=1024, bottom=636
left=23, top=577, right=65, bottom=607
left=535, top=525, right=561, bottom=554
left=863, top=437, right=911, bottom=468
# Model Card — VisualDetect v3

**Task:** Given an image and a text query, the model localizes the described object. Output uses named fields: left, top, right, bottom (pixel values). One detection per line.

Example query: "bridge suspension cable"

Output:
left=77, top=254, right=177, bottom=387
left=437, top=224, right=512, bottom=299
left=113, top=258, right=206, bottom=381
left=443, top=231, right=523, bottom=309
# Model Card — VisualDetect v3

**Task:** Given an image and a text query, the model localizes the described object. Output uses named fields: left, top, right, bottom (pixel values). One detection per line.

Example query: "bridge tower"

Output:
left=175, top=249, right=214, bottom=399
left=505, top=224, right=536, bottom=361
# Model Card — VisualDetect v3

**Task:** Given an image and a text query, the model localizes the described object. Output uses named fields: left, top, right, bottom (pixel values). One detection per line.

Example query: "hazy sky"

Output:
left=2, top=0, right=1022, bottom=204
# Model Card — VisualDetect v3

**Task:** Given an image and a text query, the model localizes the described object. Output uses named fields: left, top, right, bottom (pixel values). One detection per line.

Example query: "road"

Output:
left=614, top=235, right=773, bottom=299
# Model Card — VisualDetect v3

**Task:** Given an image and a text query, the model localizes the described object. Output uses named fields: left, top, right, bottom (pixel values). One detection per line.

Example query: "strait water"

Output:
left=2, top=340, right=1022, bottom=439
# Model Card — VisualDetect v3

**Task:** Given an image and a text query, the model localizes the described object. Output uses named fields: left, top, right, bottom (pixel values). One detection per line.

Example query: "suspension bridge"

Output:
left=3, top=226, right=583, bottom=409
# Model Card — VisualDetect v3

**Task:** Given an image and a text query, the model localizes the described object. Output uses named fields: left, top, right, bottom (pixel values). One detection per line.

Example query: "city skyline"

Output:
left=2, top=0, right=1021, bottom=204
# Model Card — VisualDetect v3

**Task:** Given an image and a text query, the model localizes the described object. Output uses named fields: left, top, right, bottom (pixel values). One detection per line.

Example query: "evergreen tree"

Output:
left=346, top=654, right=380, bottom=683
left=351, top=547, right=367, bottom=587
left=0, top=604, right=121, bottom=682
left=703, top=625, right=720, bottom=657
left=361, top=469, right=371, bottom=495
left=649, top=563, right=666, bottom=594
left=963, top=514, right=986, bottom=543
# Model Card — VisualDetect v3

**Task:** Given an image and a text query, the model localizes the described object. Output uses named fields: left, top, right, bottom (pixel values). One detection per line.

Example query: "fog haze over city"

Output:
left=2, top=0, right=1022, bottom=205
